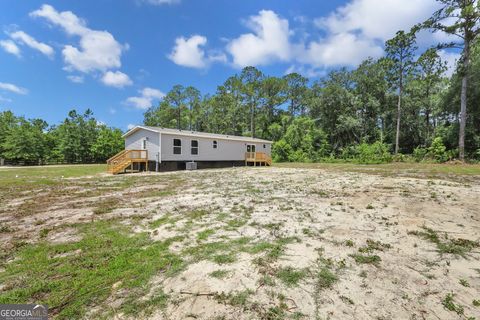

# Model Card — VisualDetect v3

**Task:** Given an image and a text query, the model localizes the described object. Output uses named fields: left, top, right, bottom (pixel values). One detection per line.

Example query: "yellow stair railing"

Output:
left=245, top=152, right=272, bottom=166
left=107, top=150, right=148, bottom=174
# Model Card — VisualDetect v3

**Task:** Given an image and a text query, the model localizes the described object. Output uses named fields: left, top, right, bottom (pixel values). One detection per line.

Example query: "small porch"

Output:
left=245, top=152, right=272, bottom=166
left=107, top=150, right=148, bottom=174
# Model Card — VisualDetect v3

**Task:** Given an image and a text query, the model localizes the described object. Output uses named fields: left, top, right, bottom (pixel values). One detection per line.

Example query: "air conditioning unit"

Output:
left=186, top=161, right=197, bottom=170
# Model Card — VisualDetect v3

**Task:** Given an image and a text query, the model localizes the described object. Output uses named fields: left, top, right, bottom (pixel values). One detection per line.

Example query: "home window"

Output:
left=142, top=139, right=147, bottom=150
left=191, top=140, right=198, bottom=155
left=263, top=144, right=266, bottom=148
left=173, top=139, right=181, bottom=154
left=213, top=140, right=218, bottom=149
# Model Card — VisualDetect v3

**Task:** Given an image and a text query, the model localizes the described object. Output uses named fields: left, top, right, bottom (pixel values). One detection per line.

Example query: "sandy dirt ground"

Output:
left=1, top=166, right=479, bottom=319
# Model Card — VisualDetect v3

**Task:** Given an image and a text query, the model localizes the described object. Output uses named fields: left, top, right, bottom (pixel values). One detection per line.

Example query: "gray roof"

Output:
left=123, top=126, right=273, bottom=143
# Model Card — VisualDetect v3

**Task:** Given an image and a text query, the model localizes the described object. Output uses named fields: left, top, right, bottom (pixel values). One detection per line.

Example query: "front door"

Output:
left=247, top=144, right=256, bottom=153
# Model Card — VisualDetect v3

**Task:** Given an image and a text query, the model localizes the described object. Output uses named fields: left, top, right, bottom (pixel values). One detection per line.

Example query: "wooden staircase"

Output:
left=107, top=150, right=148, bottom=174
left=245, top=152, right=272, bottom=166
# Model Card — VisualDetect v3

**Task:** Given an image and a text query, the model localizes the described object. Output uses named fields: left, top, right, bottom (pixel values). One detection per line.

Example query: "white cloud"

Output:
left=0, top=82, right=28, bottom=95
left=67, top=75, right=84, bottom=83
left=125, top=87, right=165, bottom=109
left=301, top=0, right=441, bottom=68
left=9, top=31, right=54, bottom=58
left=169, top=35, right=227, bottom=68
left=30, top=4, right=125, bottom=73
left=226, top=10, right=291, bottom=67
left=316, top=0, right=438, bottom=41
left=101, top=71, right=132, bottom=88
left=169, top=35, right=208, bottom=68
left=127, top=123, right=136, bottom=130
left=0, top=40, right=21, bottom=57
left=301, top=33, right=384, bottom=67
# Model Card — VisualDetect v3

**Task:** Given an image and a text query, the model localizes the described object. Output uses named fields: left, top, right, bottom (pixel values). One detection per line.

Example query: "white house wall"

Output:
left=124, top=129, right=159, bottom=161
left=160, top=133, right=271, bottom=161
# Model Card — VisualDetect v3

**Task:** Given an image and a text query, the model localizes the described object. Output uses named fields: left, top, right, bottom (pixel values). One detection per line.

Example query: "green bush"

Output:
left=427, top=137, right=448, bottom=163
left=413, top=147, right=428, bottom=162
left=272, top=139, right=293, bottom=162
left=340, top=141, right=392, bottom=164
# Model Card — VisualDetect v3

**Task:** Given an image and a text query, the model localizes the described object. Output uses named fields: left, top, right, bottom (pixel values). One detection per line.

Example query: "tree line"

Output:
left=0, top=109, right=123, bottom=165
left=1, top=0, right=479, bottom=165
left=144, top=0, right=480, bottom=163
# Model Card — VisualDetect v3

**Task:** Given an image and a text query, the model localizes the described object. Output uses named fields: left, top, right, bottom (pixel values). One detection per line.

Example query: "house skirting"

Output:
left=147, top=160, right=246, bottom=172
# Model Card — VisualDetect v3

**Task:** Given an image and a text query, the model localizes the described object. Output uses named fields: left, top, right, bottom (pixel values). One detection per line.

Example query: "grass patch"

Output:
left=0, top=164, right=106, bottom=190
left=0, top=221, right=183, bottom=319
left=93, top=197, right=121, bottom=215
left=275, top=266, right=308, bottom=287
left=316, top=267, right=338, bottom=289
left=214, top=289, right=253, bottom=307
left=442, top=293, right=464, bottom=315
left=349, top=254, right=381, bottom=265
left=209, top=269, right=230, bottom=279
left=197, top=229, right=215, bottom=241
left=213, top=253, right=237, bottom=264
left=358, top=239, right=391, bottom=253
left=150, top=214, right=179, bottom=228
left=408, top=227, right=479, bottom=257
left=182, top=236, right=251, bottom=264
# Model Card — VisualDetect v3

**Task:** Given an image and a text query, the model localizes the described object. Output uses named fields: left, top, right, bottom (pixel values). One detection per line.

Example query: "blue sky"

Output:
left=0, top=0, right=458, bottom=130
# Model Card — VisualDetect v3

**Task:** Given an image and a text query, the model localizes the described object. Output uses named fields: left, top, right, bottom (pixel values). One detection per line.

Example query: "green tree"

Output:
left=2, top=118, right=49, bottom=163
left=54, top=109, right=98, bottom=163
left=0, top=111, right=18, bottom=163
left=385, top=30, right=418, bottom=154
left=413, top=48, right=448, bottom=142
left=422, top=0, right=480, bottom=160
left=91, top=126, right=124, bottom=162
left=284, top=73, right=308, bottom=116
left=240, top=66, right=264, bottom=138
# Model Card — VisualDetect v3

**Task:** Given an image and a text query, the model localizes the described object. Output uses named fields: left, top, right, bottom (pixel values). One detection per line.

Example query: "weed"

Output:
left=442, top=293, right=464, bottom=315
left=459, top=279, right=470, bottom=287
left=473, top=299, right=480, bottom=307
left=339, top=295, right=354, bottom=305
left=345, top=239, right=355, bottom=247
left=93, top=197, right=121, bottom=215
left=350, top=254, right=381, bottom=265
left=317, top=267, right=337, bottom=289
left=209, top=270, right=230, bottom=279
left=358, top=239, right=391, bottom=253
left=366, top=204, right=374, bottom=210
left=39, top=228, right=50, bottom=238
left=197, top=229, right=215, bottom=241
left=0, top=224, right=13, bottom=233
left=213, top=253, right=237, bottom=264
left=275, top=267, right=308, bottom=287
left=408, top=227, right=479, bottom=257
left=214, top=290, right=253, bottom=307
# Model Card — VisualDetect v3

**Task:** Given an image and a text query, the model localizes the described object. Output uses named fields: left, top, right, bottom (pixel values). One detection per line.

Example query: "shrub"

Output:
left=341, top=141, right=392, bottom=164
left=413, top=146, right=428, bottom=162
left=427, top=137, right=448, bottom=163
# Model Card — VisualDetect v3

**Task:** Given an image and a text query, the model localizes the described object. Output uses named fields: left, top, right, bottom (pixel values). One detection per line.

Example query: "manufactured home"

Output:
left=107, top=126, right=272, bottom=174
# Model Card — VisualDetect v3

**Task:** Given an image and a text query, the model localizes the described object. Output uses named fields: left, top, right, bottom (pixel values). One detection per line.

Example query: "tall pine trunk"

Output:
left=395, top=79, right=402, bottom=154
left=459, top=38, right=469, bottom=161
left=250, top=101, right=255, bottom=138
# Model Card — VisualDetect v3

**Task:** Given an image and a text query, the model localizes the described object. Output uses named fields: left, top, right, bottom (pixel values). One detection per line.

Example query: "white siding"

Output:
left=160, top=133, right=271, bottom=161
left=124, top=129, right=159, bottom=161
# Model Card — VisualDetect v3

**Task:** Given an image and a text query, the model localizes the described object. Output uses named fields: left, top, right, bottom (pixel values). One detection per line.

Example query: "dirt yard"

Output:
left=0, top=164, right=479, bottom=319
